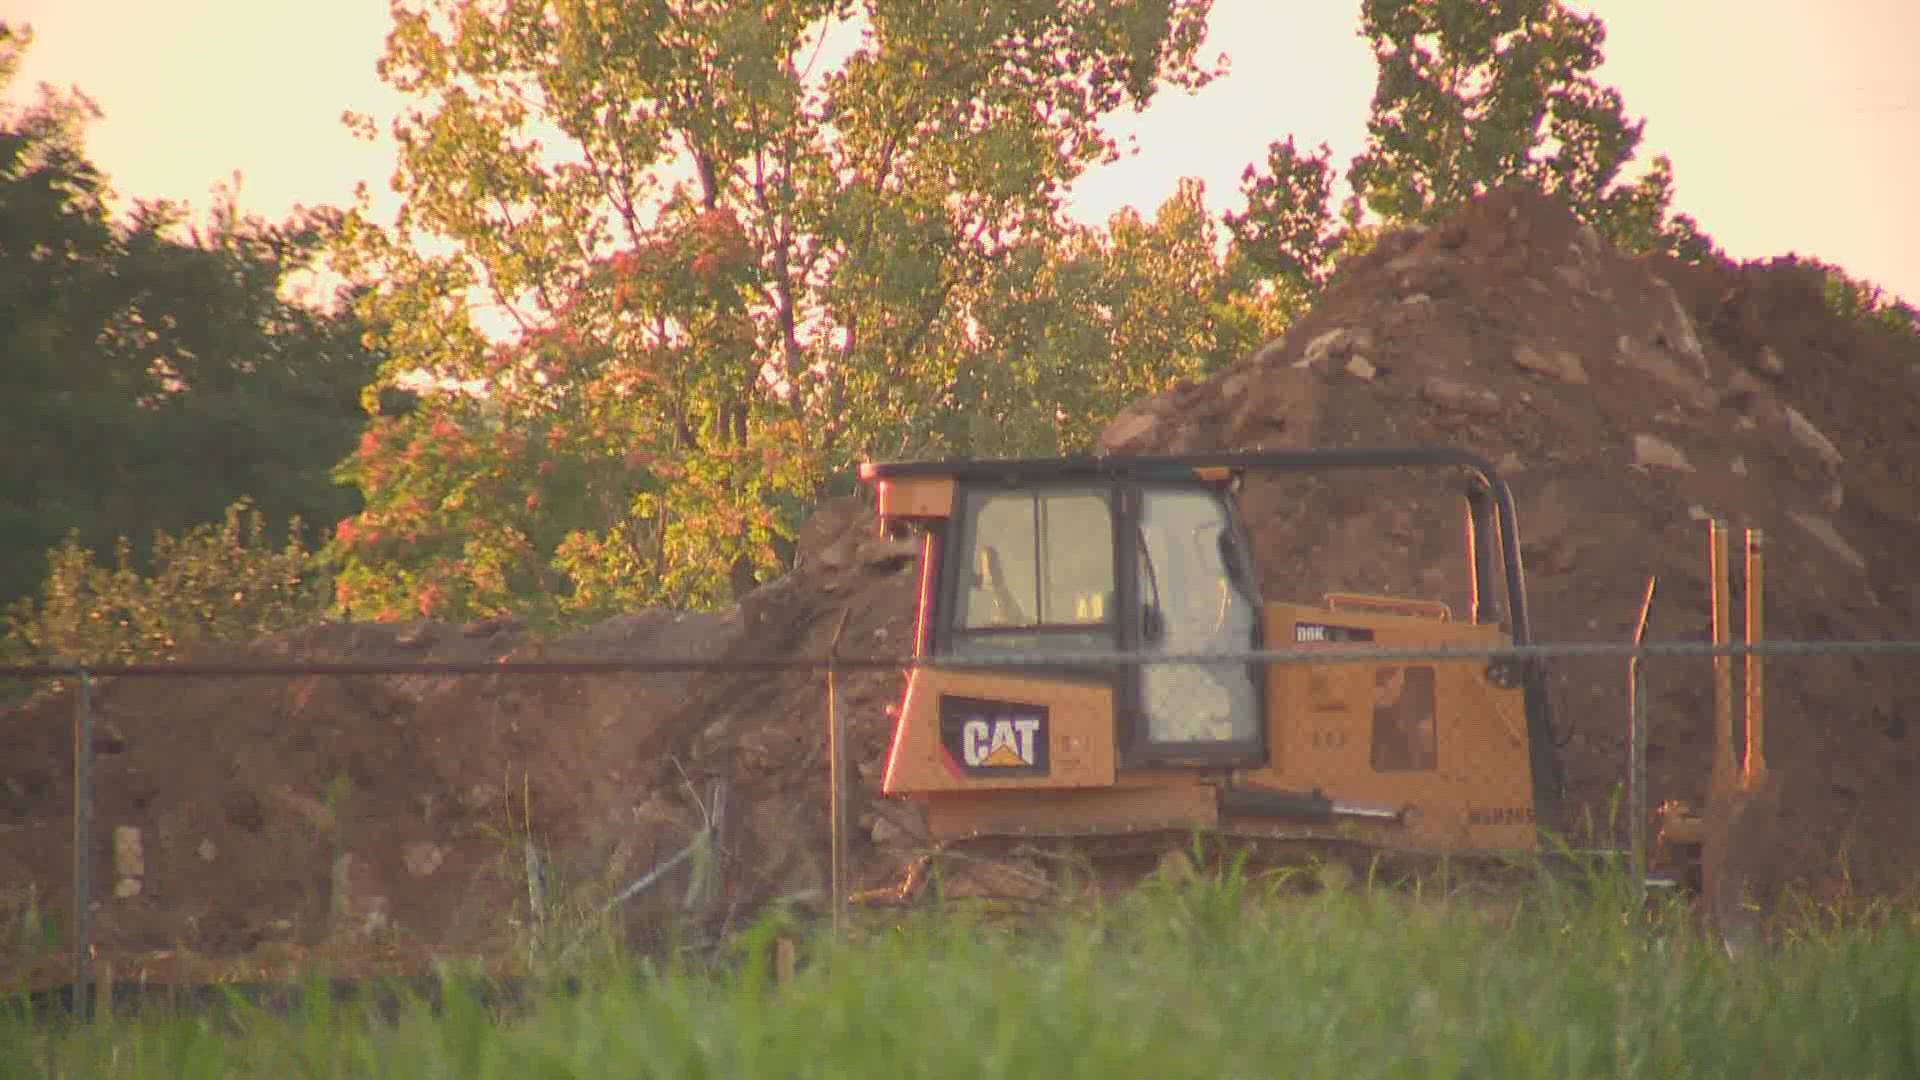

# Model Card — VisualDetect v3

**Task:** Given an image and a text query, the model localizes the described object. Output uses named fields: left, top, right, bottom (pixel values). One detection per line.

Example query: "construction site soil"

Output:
left=4, top=188, right=1917, bottom=984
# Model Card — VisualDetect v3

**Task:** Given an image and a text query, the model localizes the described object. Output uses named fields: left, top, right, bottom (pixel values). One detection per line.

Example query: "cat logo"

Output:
left=939, top=694, right=1050, bottom=777
left=963, top=716, right=1042, bottom=768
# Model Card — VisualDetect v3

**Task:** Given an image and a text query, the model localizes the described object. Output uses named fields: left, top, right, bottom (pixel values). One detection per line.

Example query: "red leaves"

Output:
left=595, top=205, right=759, bottom=318
left=687, top=207, right=754, bottom=285
left=602, top=363, right=660, bottom=396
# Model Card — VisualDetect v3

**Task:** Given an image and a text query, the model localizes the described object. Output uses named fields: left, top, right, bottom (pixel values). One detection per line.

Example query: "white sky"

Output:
left=7, top=0, right=1918, bottom=303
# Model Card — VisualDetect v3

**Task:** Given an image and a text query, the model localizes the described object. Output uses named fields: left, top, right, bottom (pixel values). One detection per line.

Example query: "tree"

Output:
left=105, top=193, right=386, bottom=555
left=0, top=22, right=385, bottom=611
left=332, top=0, right=1220, bottom=615
left=928, top=179, right=1287, bottom=459
left=0, top=24, right=129, bottom=607
left=1345, top=0, right=1709, bottom=257
left=1226, top=0, right=1715, bottom=292
left=1223, top=137, right=1342, bottom=298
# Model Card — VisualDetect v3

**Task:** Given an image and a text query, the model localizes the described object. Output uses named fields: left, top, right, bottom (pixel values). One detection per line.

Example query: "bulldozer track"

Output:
left=854, top=825, right=1559, bottom=910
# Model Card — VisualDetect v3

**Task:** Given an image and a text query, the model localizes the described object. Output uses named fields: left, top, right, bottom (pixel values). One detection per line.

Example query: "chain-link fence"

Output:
left=5, top=633, right=1919, bottom=1016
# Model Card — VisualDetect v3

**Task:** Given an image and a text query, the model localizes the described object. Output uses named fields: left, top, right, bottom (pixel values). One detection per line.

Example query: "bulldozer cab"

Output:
left=859, top=448, right=1562, bottom=857
left=935, top=476, right=1264, bottom=766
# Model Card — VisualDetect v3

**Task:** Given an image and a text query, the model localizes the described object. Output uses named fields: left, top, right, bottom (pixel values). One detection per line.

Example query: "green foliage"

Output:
left=1820, top=264, right=1920, bottom=345
left=931, top=178, right=1290, bottom=458
left=1347, top=0, right=1695, bottom=250
left=0, top=500, right=328, bottom=668
left=103, top=196, right=386, bottom=550
left=0, top=23, right=383, bottom=612
left=332, top=0, right=1221, bottom=614
left=1224, top=137, right=1343, bottom=296
left=0, top=23, right=123, bottom=610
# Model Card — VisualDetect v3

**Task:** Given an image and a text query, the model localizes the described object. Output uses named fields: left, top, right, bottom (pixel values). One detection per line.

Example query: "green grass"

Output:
left=7, top=867, right=1920, bottom=1079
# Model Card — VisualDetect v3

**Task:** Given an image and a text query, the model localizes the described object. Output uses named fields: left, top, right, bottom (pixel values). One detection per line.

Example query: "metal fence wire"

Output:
left=4, top=634, right=1919, bottom=1015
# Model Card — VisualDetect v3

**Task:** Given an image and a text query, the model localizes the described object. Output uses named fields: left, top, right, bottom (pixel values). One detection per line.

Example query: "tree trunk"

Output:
left=728, top=552, right=760, bottom=604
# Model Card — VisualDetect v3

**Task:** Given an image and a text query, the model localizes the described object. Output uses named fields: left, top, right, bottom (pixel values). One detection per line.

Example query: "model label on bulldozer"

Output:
left=1467, top=805, right=1534, bottom=827
left=1295, top=622, right=1376, bottom=644
left=939, top=695, right=1049, bottom=776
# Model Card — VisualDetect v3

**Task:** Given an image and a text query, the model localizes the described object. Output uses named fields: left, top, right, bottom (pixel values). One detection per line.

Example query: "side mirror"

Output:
left=1142, top=604, right=1166, bottom=645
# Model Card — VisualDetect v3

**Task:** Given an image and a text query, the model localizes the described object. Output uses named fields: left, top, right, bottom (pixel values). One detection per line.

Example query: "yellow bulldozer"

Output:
left=854, top=447, right=1571, bottom=897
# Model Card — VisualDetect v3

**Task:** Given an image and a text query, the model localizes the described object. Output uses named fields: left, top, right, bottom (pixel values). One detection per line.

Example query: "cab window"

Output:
left=952, top=488, right=1114, bottom=655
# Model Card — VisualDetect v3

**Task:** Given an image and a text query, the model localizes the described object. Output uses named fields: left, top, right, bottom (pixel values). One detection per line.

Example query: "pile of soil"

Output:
left=1097, top=186, right=1920, bottom=903
left=0, top=608, right=752, bottom=974
left=4, top=187, right=1917, bottom=983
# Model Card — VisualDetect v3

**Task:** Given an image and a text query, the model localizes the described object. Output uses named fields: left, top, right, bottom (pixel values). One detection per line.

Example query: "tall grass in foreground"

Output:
left=6, top=868, right=1919, bottom=1079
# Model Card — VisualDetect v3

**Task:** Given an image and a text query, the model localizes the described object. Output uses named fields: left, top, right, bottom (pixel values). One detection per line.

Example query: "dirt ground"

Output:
left=4, top=187, right=1917, bottom=986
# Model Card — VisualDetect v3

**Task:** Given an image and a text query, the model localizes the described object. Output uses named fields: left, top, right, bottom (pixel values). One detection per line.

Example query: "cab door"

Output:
left=881, top=483, right=1124, bottom=795
left=1125, top=485, right=1264, bottom=765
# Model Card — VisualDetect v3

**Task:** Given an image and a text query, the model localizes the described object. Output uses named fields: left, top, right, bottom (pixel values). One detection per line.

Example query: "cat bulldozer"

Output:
left=855, top=447, right=1566, bottom=898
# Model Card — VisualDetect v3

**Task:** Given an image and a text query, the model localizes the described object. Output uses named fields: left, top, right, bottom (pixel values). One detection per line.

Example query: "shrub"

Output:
left=1, top=498, right=329, bottom=669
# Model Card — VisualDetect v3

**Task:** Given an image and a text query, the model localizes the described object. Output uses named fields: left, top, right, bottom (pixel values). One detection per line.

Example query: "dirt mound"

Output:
left=1099, top=186, right=1920, bottom=902
left=649, top=498, right=930, bottom=904
left=1, top=607, right=747, bottom=974
left=6, top=187, right=1918, bottom=983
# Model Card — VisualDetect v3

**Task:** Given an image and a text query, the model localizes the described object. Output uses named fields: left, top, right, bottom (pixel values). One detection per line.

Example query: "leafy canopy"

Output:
left=332, top=0, right=1219, bottom=617
left=937, top=177, right=1289, bottom=459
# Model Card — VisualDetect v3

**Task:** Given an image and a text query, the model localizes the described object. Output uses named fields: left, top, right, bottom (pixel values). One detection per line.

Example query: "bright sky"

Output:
left=7, top=0, right=1918, bottom=303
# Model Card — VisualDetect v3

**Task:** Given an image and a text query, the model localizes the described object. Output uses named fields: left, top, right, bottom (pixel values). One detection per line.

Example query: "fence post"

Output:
left=827, top=609, right=852, bottom=942
left=1627, top=577, right=1656, bottom=908
left=1745, top=529, right=1766, bottom=789
left=1709, top=519, right=1736, bottom=791
left=70, top=668, right=94, bottom=1019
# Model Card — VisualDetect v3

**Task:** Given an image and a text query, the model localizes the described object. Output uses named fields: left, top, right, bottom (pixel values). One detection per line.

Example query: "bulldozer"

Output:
left=854, top=447, right=1567, bottom=898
